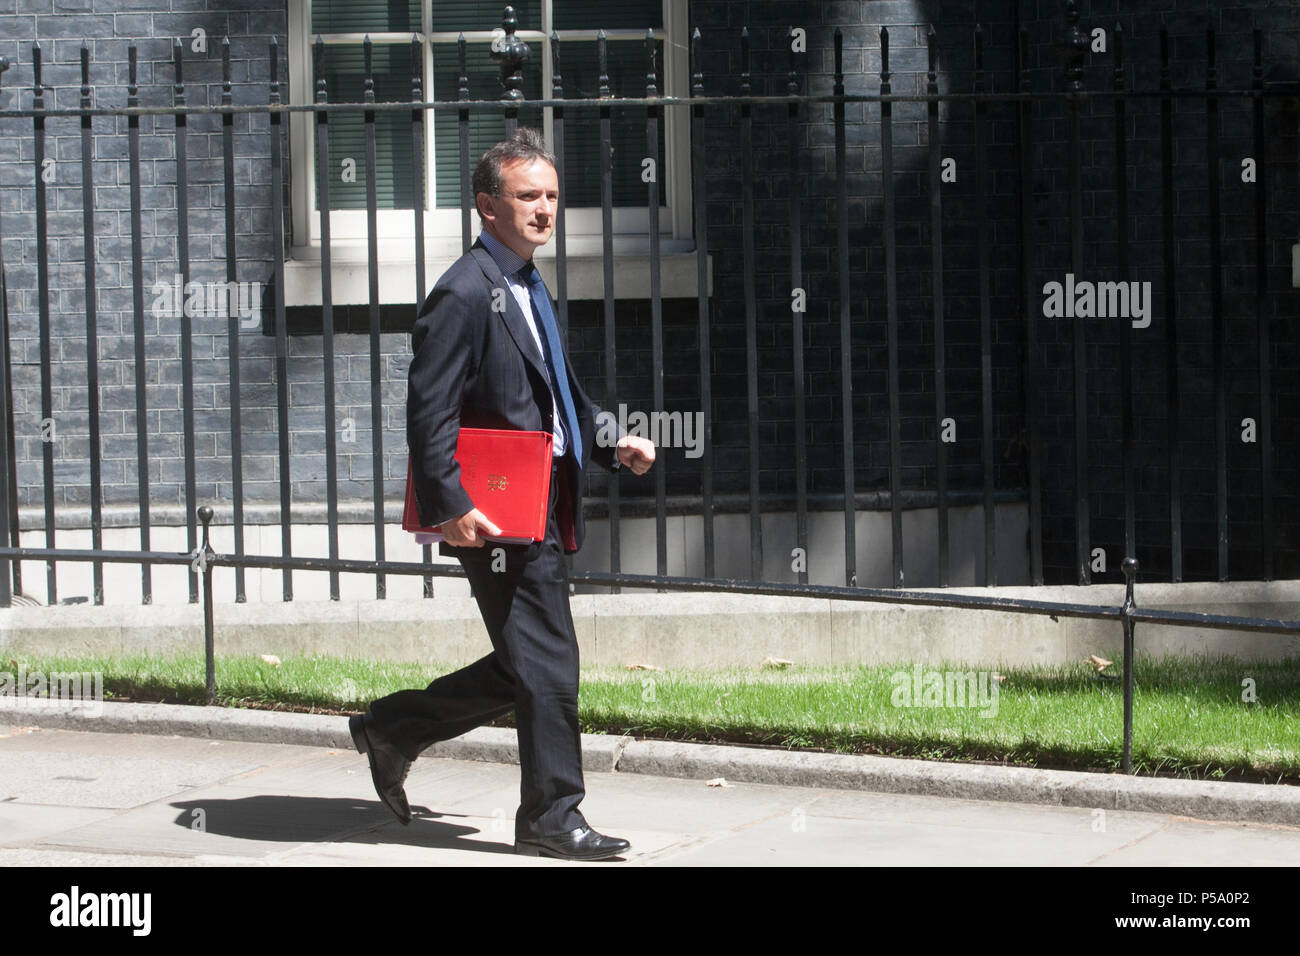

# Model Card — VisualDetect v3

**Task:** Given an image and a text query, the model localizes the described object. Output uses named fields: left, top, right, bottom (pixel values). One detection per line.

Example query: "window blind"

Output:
left=553, top=0, right=662, bottom=31
left=432, top=41, right=544, bottom=208
left=309, top=1, right=669, bottom=212
left=431, top=0, right=542, bottom=32
left=555, top=39, right=666, bottom=207
left=311, top=0, right=420, bottom=35
left=312, top=42, right=418, bottom=211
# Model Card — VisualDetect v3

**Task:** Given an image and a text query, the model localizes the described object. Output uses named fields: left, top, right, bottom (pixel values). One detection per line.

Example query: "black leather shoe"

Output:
left=349, top=713, right=412, bottom=826
left=514, top=826, right=630, bottom=861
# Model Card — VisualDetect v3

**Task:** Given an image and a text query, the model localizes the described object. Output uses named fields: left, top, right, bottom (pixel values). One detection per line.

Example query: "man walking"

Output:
left=349, top=128, right=655, bottom=861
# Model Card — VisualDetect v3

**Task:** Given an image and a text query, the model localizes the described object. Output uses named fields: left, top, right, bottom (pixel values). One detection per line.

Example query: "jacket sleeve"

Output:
left=407, top=281, right=479, bottom=527
left=589, top=401, right=626, bottom=473
left=568, top=360, right=625, bottom=474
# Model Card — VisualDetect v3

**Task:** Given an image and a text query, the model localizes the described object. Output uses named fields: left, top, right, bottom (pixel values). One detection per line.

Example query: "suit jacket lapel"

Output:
left=470, top=243, right=550, bottom=390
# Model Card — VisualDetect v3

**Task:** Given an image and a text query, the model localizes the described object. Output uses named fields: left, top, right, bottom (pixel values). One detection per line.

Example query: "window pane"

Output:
left=312, top=0, right=420, bottom=34
left=555, top=39, right=665, bottom=206
left=431, top=0, right=542, bottom=33
left=432, top=41, right=543, bottom=208
left=554, top=0, right=661, bottom=31
left=313, top=43, right=418, bottom=211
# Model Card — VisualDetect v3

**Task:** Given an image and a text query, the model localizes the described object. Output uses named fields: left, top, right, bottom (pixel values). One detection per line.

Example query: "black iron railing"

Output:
left=0, top=3, right=1295, bottom=770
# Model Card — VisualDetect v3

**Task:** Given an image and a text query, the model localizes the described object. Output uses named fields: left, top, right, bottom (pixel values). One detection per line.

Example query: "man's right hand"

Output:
left=440, top=508, right=503, bottom=548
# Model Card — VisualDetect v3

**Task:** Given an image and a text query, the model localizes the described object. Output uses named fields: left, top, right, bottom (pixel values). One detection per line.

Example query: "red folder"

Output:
left=403, top=428, right=554, bottom=544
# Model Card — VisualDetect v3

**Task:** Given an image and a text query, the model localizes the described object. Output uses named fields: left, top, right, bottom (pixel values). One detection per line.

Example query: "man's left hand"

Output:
left=616, top=435, right=656, bottom=475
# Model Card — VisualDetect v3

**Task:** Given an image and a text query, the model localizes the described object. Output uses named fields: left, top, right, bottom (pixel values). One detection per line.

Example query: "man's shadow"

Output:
left=169, top=796, right=515, bottom=856
left=167, top=797, right=627, bottom=861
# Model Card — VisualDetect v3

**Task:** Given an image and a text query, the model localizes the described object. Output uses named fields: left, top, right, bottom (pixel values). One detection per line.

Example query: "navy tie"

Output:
left=518, top=263, right=583, bottom=465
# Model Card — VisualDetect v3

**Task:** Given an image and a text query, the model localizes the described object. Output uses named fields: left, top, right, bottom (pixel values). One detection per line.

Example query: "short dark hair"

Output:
left=472, top=127, right=556, bottom=220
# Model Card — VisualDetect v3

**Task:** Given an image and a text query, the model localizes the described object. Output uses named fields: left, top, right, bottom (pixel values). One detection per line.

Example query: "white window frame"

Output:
left=286, top=0, right=692, bottom=263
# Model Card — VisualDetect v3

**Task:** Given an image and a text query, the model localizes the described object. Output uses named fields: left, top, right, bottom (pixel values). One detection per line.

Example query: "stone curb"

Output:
left=4, top=699, right=1298, bottom=826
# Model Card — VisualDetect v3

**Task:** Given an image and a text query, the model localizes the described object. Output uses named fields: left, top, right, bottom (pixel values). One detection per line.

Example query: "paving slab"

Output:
left=0, top=804, right=117, bottom=847
left=0, top=848, right=232, bottom=866
left=1087, top=819, right=1300, bottom=867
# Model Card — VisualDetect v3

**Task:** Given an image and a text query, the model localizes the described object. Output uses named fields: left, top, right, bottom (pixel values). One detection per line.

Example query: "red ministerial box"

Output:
left=403, top=428, right=554, bottom=544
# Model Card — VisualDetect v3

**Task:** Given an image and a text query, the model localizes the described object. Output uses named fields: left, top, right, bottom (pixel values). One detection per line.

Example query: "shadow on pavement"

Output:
left=167, top=796, right=519, bottom=855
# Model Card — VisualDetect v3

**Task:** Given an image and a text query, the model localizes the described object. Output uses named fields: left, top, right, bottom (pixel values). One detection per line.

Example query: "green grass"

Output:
left=5, top=651, right=1298, bottom=784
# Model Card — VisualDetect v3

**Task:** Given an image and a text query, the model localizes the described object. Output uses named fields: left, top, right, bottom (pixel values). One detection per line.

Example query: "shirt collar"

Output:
left=477, top=227, right=528, bottom=279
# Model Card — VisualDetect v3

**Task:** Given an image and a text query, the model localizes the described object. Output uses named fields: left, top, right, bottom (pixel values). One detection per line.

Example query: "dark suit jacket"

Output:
left=407, top=238, right=621, bottom=559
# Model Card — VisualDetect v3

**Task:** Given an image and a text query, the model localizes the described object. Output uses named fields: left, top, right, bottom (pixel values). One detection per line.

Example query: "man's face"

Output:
left=478, top=157, right=558, bottom=261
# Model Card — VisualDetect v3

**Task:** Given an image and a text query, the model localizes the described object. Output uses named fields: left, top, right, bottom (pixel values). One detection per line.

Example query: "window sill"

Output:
left=283, top=237, right=711, bottom=306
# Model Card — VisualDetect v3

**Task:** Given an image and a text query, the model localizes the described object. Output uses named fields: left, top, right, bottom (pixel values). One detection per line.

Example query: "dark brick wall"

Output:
left=623, top=0, right=1300, bottom=584
left=0, top=2, right=420, bottom=512
left=0, top=0, right=1296, bottom=588
left=573, top=0, right=1031, bottom=515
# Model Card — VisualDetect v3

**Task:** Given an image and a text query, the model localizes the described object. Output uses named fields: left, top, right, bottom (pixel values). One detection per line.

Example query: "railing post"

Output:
left=173, top=39, right=199, bottom=604
left=128, top=45, right=153, bottom=606
left=1058, top=0, right=1090, bottom=585
left=833, top=28, right=856, bottom=588
left=0, top=56, right=16, bottom=603
left=457, top=33, right=471, bottom=250
left=974, top=23, right=994, bottom=587
left=1159, top=28, right=1182, bottom=583
left=0, top=54, right=12, bottom=608
left=416, top=34, right=435, bottom=598
left=198, top=507, right=216, bottom=705
left=690, top=27, right=715, bottom=580
left=597, top=28, right=619, bottom=591
left=740, top=26, right=762, bottom=581
left=645, top=29, right=667, bottom=584
left=552, top=30, right=578, bottom=592
left=551, top=31, right=568, bottom=336
left=493, top=5, right=529, bottom=137
left=930, top=25, right=950, bottom=588
left=314, top=35, right=341, bottom=602
left=1114, top=23, right=1135, bottom=573
left=1252, top=28, right=1274, bottom=582
left=32, top=43, right=57, bottom=606
left=788, top=26, right=808, bottom=586
left=882, top=25, right=904, bottom=588
left=362, top=36, right=387, bottom=601
left=268, top=37, right=294, bottom=602
left=1121, top=556, right=1139, bottom=773
left=80, top=45, right=104, bottom=605
left=1206, top=26, right=1228, bottom=581
left=221, top=37, right=247, bottom=605
left=1016, top=26, right=1042, bottom=587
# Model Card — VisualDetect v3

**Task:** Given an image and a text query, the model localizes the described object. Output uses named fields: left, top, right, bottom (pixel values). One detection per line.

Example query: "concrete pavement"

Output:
left=2, top=706, right=1299, bottom=865
left=6, top=699, right=1300, bottom=825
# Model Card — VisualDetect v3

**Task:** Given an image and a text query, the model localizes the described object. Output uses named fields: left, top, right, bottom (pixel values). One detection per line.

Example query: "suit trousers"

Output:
left=369, top=457, right=587, bottom=839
